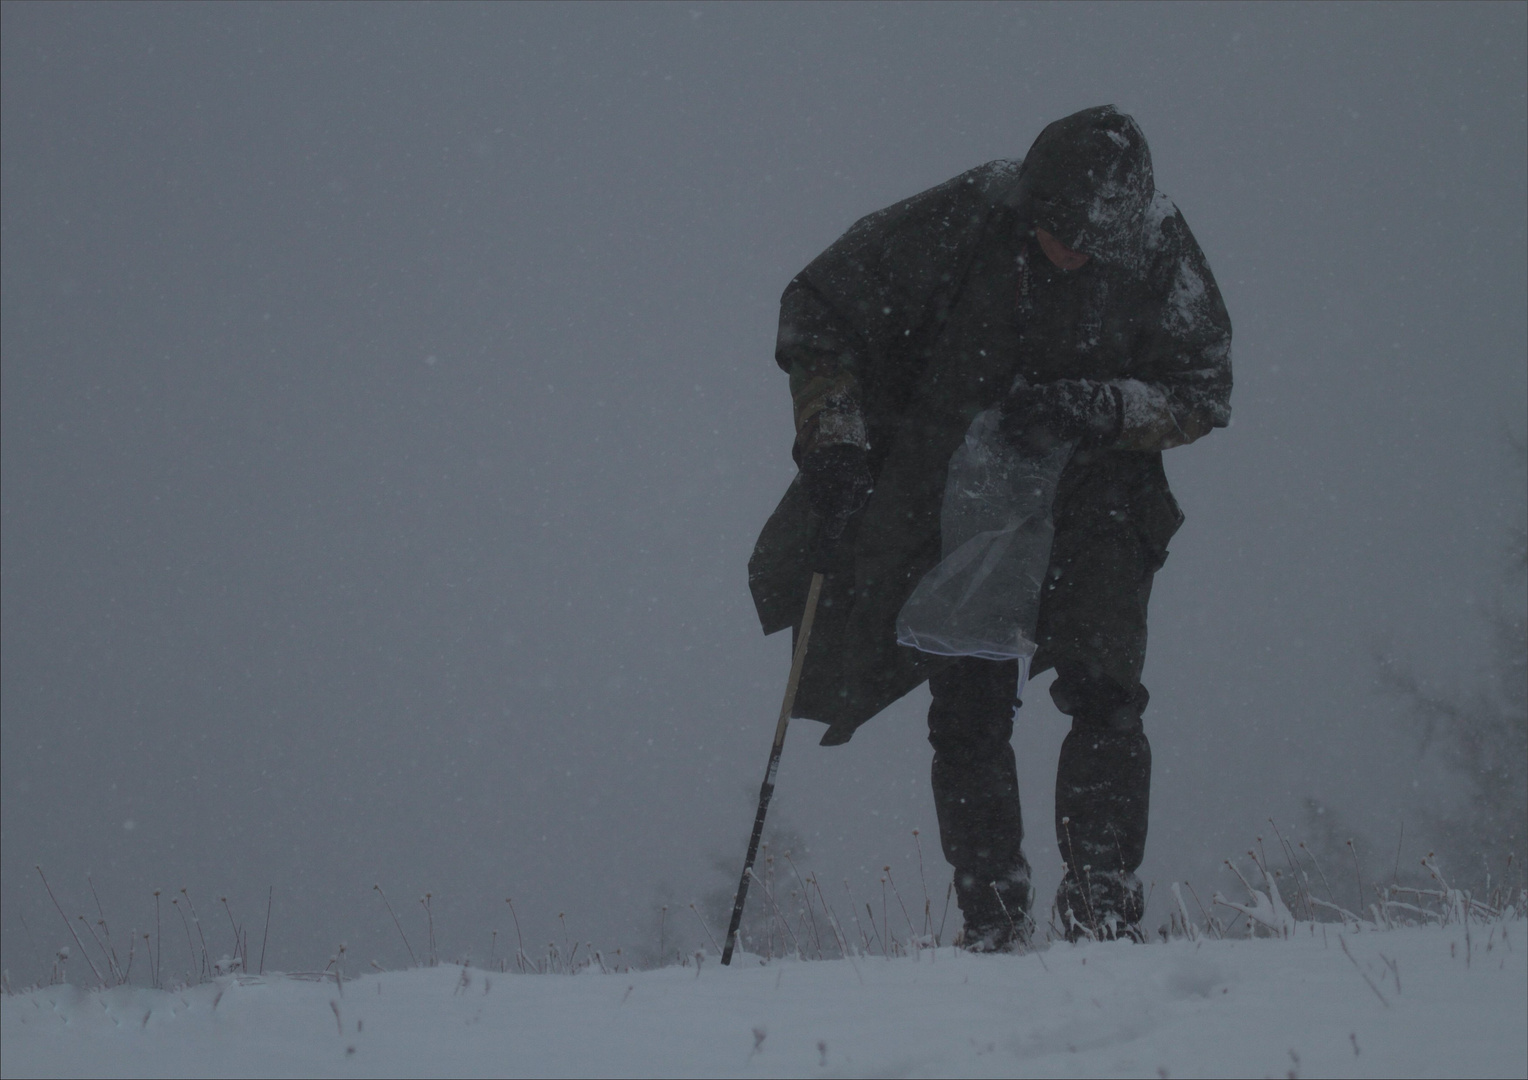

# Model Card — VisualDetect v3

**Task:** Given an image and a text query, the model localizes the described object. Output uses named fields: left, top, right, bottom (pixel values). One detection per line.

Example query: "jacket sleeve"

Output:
left=1107, top=204, right=1233, bottom=453
left=775, top=278, right=871, bottom=465
left=774, top=160, right=1019, bottom=464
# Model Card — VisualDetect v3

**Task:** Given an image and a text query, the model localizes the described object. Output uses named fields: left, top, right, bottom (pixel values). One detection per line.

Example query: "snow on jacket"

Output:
left=750, top=106, right=1232, bottom=741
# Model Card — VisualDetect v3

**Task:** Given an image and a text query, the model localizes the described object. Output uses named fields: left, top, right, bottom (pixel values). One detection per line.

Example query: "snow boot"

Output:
left=955, top=864, right=1035, bottom=952
left=1055, top=867, right=1145, bottom=942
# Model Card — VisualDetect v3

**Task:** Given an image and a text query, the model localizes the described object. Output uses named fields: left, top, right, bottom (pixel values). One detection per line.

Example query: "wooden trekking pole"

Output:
left=720, top=570, right=825, bottom=965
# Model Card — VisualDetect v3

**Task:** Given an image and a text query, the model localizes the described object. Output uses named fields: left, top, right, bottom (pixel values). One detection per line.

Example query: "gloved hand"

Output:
left=800, top=443, right=873, bottom=544
left=1002, top=379, right=1122, bottom=449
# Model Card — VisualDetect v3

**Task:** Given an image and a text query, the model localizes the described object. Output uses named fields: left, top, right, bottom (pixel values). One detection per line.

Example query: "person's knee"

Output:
left=1073, top=701, right=1145, bottom=735
left=1051, top=671, right=1147, bottom=734
left=927, top=657, right=1019, bottom=757
left=928, top=701, right=1015, bottom=758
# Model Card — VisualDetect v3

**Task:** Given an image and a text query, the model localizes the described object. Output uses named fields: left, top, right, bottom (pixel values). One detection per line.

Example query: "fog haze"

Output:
left=3, top=2, right=1524, bottom=979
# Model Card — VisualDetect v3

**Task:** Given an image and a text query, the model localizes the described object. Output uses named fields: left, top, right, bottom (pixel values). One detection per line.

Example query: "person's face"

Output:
left=1035, top=226, right=1089, bottom=271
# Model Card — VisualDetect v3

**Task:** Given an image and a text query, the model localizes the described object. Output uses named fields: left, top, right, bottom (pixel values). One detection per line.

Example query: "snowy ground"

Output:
left=3, top=921, right=1524, bottom=1079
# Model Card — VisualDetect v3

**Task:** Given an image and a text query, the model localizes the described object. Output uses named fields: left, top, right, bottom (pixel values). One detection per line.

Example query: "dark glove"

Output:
left=1001, top=379, right=1122, bottom=449
left=800, top=443, right=873, bottom=546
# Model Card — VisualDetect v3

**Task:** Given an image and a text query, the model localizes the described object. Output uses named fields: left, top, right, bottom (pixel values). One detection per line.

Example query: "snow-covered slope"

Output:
left=4, top=921, right=1524, bottom=1079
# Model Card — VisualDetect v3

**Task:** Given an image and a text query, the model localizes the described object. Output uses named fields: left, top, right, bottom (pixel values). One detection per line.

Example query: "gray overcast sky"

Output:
left=3, top=1, right=1524, bottom=979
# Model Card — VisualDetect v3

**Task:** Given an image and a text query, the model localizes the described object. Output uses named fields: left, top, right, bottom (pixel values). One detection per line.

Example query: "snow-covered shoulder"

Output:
left=1143, top=189, right=1176, bottom=245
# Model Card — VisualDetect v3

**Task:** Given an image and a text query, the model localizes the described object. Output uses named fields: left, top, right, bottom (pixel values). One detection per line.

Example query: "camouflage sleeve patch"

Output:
left=1111, top=375, right=1218, bottom=451
left=777, top=279, right=871, bottom=463
left=790, top=366, right=869, bottom=462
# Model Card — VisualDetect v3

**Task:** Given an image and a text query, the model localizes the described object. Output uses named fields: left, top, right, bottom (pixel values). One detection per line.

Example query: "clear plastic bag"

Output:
left=895, top=408, right=1074, bottom=694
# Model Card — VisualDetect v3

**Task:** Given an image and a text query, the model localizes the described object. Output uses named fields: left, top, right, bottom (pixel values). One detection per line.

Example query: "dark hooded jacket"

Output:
left=749, top=106, right=1232, bottom=743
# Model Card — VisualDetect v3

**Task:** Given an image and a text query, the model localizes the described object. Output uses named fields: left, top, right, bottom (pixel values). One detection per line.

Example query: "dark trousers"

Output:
left=928, top=510, right=1156, bottom=893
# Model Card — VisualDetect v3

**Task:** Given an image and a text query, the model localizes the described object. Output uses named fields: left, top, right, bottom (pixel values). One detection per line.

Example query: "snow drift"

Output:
left=4, top=920, right=1523, bottom=1079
